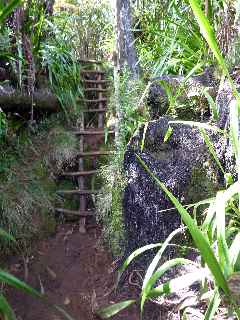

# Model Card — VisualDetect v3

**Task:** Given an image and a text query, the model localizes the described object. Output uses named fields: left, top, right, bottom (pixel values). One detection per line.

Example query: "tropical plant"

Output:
left=41, top=34, right=83, bottom=119
left=132, top=0, right=236, bottom=77
left=53, top=0, right=114, bottom=60
left=96, top=0, right=240, bottom=319
left=96, top=157, right=240, bottom=319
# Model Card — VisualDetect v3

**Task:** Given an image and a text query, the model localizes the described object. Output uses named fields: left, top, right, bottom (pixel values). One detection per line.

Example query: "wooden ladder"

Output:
left=55, top=61, right=113, bottom=233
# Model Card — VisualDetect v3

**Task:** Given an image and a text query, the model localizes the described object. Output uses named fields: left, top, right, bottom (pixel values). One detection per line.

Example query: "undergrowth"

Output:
left=96, top=69, right=149, bottom=256
left=0, top=113, right=78, bottom=253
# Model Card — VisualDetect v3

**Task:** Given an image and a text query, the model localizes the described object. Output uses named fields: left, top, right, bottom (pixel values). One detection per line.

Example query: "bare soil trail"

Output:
left=6, top=224, right=140, bottom=320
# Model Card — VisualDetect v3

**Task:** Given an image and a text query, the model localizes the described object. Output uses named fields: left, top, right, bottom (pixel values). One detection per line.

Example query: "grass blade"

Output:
left=117, top=243, right=163, bottom=286
left=215, top=191, right=231, bottom=275
left=229, top=232, right=240, bottom=271
left=136, top=154, right=230, bottom=295
left=140, top=227, right=185, bottom=312
left=148, top=269, right=205, bottom=298
left=95, top=300, right=136, bottom=319
left=200, top=128, right=225, bottom=175
left=0, top=294, right=16, bottom=320
left=203, top=89, right=219, bottom=121
left=229, top=99, right=240, bottom=163
left=0, top=269, right=42, bottom=298
left=142, top=258, right=194, bottom=309
left=204, top=289, right=221, bottom=320
left=188, top=0, right=227, bottom=74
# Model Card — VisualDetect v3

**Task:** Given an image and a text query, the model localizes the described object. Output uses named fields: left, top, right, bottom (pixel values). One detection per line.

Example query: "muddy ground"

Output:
left=5, top=223, right=145, bottom=320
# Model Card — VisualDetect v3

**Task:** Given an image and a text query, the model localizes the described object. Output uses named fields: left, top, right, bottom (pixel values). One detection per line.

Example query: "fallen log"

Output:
left=0, top=86, right=60, bottom=113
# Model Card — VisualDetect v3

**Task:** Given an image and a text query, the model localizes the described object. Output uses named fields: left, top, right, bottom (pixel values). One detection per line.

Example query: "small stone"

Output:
left=64, top=297, right=71, bottom=305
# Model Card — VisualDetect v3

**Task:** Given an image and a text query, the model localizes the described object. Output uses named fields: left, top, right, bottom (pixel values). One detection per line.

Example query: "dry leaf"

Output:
left=64, top=296, right=71, bottom=305
left=46, top=266, right=57, bottom=280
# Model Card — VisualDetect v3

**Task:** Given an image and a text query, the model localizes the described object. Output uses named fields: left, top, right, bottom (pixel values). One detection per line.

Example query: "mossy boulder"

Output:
left=123, top=117, right=224, bottom=256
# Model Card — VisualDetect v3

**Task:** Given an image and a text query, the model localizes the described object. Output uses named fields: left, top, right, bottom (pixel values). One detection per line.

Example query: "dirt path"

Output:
left=6, top=224, right=140, bottom=320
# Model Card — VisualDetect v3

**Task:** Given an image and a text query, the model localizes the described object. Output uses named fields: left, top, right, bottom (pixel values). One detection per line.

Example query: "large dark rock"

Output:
left=123, top=117, right=223, bottom=255
left=147, top=68, right=217, bottom=119
left=216, top=80, right=239, bottom=178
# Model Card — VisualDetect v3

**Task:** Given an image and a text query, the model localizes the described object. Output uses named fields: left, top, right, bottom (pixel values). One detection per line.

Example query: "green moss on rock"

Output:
left=186, top=163, right=219, bottom=204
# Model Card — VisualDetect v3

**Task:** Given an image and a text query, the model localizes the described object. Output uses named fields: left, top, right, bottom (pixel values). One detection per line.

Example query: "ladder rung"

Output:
left=62, top=170, right=99, bottom=176
left=55, top=208, right=95, bottom=216
left=82, top=108, right=107, bottom=113
left=83, top=80, right=110, bottom=84
left=78, top=151, right=113, bottom=157
left=77, top=98, right=107, bottom=103
left=84, top=88, right=108, bottom=92
left=81, top=70, right=105, bottom=74
left=73, top=130, right=115, bottom=135
left=56, top=190, right=98, bottom=195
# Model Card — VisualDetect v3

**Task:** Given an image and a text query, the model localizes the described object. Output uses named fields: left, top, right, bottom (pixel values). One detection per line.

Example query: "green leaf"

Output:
left=148, top=269, right=205, bottom=298
left=204, top=289, right=221, bottom=320
left=163, top=126, right=173, bottom=143
left=200, top=128, right=225, bottom=175
left=0, top=269, right=42, bottom=298
left=145, top=258, right=194, bottom=295
left=140, top=227, right=185, bottom=312
left=215, top=191, right=231, bottom=276
left=95, top=300, right=136, bottom=319
left=0, top=229, right=15, bottom=243
left=0, top=0, right=21, bottom=23
left=229, top=99, right=240, bottom=164
left=189, top=0, right=240, bottom=177
left=229, top=232, right=240, bottom=271
left=136, top=154, right=230, bottom=295
left=117, top=243, right=163, bottom=286
left=203, top=89, right=219, bottom=121
left=142, top=258, right=194, bottom=310
left=188, top=0, right=227, bottom=75
left=0, top=294, right=16, bottom=320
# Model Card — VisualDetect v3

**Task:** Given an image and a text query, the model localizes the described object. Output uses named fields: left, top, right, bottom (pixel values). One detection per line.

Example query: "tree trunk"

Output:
left=0, top=88, right=60, bottom=113
left=115, top=0, right=140, bottom=79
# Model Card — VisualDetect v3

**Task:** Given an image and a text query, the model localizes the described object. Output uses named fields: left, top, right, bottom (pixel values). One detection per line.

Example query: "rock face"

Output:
left=215, top=80, right=238, bottom=178
left=147, top=69, right=217, bottom=119
left=123, top=117, right=223, bottom=255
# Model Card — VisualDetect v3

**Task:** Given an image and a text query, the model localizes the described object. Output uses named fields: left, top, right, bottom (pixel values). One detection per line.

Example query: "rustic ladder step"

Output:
left=73, top=129, right=115, bottom=135
left=84, top=88, right=108, bottom=92
left=62, top=170, right=99, bottom=176
left=55, top=208, right=95, bottom=216
left=78, top=150, right=113, bottom=157
left=56, top=190, right=98, bottom=195
left=76, top=98, right=107, bottom=103
left=81, top=70, right=105, bottom=74
left=83, top=80, right=110, bottom=84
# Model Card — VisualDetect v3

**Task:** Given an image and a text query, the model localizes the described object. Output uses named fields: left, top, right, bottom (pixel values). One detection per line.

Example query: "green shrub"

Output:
left=0, top=114, right=78, bottom=250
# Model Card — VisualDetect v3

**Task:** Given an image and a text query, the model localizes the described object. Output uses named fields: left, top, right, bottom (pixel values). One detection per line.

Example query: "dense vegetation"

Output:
left=1, top=0, right=240, bottom=319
